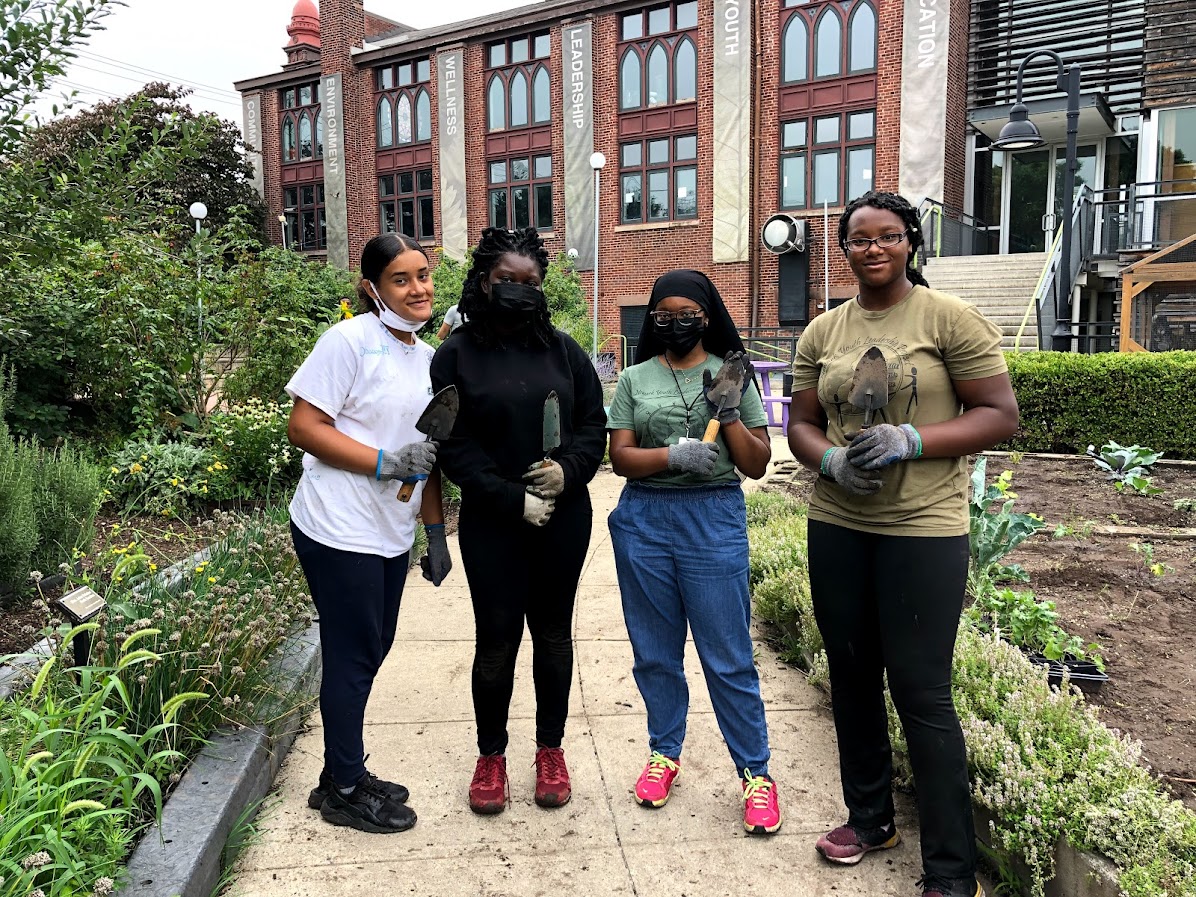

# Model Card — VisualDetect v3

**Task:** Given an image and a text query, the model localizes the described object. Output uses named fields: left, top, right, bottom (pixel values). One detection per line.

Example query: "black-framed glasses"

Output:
left=649, top=310, right=704, bottom=326
left=842, top=231, right=909, bottom=253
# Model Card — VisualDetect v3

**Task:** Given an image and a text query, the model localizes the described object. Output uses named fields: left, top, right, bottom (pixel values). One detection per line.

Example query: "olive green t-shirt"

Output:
left=607, top=353, right=769, bottom=488
left=791, top=285, right=1007, bottom=536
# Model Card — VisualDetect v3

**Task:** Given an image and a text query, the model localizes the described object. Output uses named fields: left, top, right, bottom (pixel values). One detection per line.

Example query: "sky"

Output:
left=38, top=0, right=532, bottom=129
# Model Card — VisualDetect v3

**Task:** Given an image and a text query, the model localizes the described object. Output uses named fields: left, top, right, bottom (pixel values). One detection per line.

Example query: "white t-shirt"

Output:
left=443, top=304, right=465, bottom=332
left=286, top=314, right=435, bottom=557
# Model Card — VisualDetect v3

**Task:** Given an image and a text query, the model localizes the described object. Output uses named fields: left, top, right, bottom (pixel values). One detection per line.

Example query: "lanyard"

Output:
left=664, top=355, right=707, bottom=439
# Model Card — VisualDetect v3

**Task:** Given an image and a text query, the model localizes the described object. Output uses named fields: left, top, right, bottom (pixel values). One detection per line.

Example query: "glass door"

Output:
left=1053, top=143, right=1099, bottom=223
left=1005, top=149, right=1051, bottom=253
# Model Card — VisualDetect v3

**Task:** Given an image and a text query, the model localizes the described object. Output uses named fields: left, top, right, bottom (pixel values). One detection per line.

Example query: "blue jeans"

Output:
left=608, top=482, right=770, bottom=778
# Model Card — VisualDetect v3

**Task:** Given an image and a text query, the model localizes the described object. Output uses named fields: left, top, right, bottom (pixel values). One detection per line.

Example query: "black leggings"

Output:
left=458, top=494, right=591, bottom=755
left=807, top=520, right=976, bottom=884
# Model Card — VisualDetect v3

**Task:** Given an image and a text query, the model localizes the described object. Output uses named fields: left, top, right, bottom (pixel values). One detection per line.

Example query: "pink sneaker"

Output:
left=741, top=771, right=782, bottom=834
left=634, top=752, right=680, bottom=807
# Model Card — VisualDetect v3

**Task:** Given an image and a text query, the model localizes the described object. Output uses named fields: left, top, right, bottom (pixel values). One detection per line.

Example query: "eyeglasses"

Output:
left=649, top=310, right=704, bottom=326
left=842, top=231, right=910, bottom=253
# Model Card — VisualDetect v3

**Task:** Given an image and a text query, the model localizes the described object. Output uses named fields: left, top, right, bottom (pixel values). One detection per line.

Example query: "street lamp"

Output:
left=992, top=51, right=1082, bottom=352
left=189, top=201, right=208, bottom=343
left=589, top=151, right=606, bottom=362
left=278, top=213, right=288, bottom=250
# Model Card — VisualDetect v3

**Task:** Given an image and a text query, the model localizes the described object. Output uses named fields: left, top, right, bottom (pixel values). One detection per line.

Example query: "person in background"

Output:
left=788, top=191, right=1018, bottom=897
left=437, top=302, right=466, bottom=341
left=430, top=226, right=607, bottom=815
left=286, top=232, right=453, bottom=835
left=606, top=269, right=782, bottom=835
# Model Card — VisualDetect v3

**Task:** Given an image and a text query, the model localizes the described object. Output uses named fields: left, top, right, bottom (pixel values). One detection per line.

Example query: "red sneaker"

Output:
left=634, top=752, right=680, bottom=808
left=815, top=822, right=901, bottom=864
left=534, top=746, right=572, bottom=808
left=469, top=754, right=508, bottom=815
left=741, top=771, right=782, bottom=834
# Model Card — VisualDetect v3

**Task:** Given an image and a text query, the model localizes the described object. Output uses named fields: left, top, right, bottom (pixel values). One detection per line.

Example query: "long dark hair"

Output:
left=357, top=232, right=429, bottom=312
left=458, top=226, right=554, bottom=348
left=838, top=191, right=929, bottom=288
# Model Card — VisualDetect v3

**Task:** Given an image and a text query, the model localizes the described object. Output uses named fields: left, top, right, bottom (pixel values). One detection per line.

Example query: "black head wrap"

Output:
left=634, top=270, right=747, bottom=364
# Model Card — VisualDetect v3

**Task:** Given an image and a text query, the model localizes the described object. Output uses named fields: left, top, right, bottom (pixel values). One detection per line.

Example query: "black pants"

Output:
left=291, top=522, right=409, bottom=788
left=458, top=493, right=591, bottom=755
left=808, top=520, right=976, bottom=884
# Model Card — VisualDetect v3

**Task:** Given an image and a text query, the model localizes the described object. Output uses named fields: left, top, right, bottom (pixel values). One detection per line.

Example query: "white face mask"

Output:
left=369, top=282, right=426, bottom=333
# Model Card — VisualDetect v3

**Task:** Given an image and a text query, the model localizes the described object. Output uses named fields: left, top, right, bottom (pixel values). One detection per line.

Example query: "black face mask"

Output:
left=489, top=282, right=546, bottom=327
left=653, top=317, right=706, bottom=355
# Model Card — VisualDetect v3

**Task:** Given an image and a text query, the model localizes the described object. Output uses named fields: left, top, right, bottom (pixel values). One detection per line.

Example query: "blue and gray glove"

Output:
left=420, top=524, right=452, bottom=586
left=846, top=424, right=922, bottom=470
left=821, top=447, right=884, bottom=495
left=377, top=442, right=437, bottom=482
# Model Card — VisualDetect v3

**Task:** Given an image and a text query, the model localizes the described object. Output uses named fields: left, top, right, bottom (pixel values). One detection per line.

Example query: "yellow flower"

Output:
left=208, top=576, right=216, bottom=584
left=171, top=477, right=180, bottom=486
left=110, top=466, right=119, bottom=474
left=339, top=299, right=354, bottom=320
left=129, top=463, right=143, bottom=474
left=149, top=563, right=158, bottom=572
left=140, top=454, right=148, bottom=461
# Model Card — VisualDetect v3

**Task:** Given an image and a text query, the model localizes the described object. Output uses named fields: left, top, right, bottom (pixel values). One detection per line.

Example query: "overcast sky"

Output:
left=38, top=0, right=531, bottom=128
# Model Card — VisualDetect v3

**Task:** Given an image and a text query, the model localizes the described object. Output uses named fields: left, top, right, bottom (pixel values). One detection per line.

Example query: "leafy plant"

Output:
left=29, top=439, right=104, bottom=574
left=107, top=438, right=212, bottom=517
left=1172, top=498, right=1195, bottom=513
left=1129, top=542, right=1173, bottom=578
left=1087, top=441, right=1164, bottom=495
left=203, top=399, right=301, bottom=504
left=965, top=586, right=1104, bottom=669
left=968, top=457, right=1045, bottom=598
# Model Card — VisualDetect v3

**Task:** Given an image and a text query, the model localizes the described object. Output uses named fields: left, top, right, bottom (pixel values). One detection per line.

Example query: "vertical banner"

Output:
left=562, top=20, right=596, bottom=269
left=712, top=0, right=751, bottom=263
left=898, top=0, right=950, bottom=206
left=320, top=73, right=349, bottom=269
left=241, top=93, right=264, bottom=197
left=437, top=49, right=468, bottom=261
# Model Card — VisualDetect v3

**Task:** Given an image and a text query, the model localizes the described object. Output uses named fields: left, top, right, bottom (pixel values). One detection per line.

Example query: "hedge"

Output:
left=1002, top=351, right=1196, bottom=459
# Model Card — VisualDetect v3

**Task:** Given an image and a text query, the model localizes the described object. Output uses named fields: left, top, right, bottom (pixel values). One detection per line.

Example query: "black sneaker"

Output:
left=308, top=768, right=410, bottom=810
left=319, top=775, right=417, bottom=834
left=918, top=875, right=984, bottom=897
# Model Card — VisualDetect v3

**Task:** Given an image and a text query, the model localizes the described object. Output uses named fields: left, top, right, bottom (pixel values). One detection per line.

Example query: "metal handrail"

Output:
left=1017, top=186, right=1094, bottom=350
left=1016, top=224, right=1064, bottom=350
left=915, top=198, right=997, bottom=262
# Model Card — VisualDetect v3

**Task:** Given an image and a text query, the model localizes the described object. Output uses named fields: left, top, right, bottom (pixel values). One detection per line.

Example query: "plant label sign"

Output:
left=57, top=585, right=106, bottom=624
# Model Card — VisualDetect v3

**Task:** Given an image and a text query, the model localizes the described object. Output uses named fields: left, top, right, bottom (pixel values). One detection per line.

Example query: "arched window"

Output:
left=415, top=89, right=431, bottom=141
left=782, top=15, right=809, bottom=82
left=488, top=75, right=506, bottom=130
left=509, top=70, right=529, bottom=128
left=848, top=2, right=877, bottom=72
left=532, top=66, right=550, bottom=123
left=298, top=113, right=313, bottom=160
left=674, top=37, right=696, bottom=102
left=396, top=93, right=413, bottom=144
left=315, top=114, right=324, bottom=157
left=814, top=8, right=842, bottom=78
left=646, top=42, right=668, bottom=106
left=282, top=117, right=296, bottom=162
left=620, top=50, right=642, bottom=110
left=377, top=98, right=393, bottom=147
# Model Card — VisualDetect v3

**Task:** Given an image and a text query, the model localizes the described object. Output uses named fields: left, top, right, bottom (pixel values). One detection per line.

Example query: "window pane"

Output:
left=488, top=77, right=505, bottom=130
left=848, top=110, right=875, bottom=140
left=676, top=166, right=697, bottom=217
left=648, top=170, right=669, bottom=219
left=318, top=209, right=326, bottom=248
left=813, top=149, right=840, bottom=205
left=416, top=90, right=431, bottom=141
left=647, top=6, right=670, bottom=34
left=299, top=114, right=313, bottom=159
left=512, top=38, right=529, bottom=64
left=622, top=13, right=643, bottom=40
left=490, top=189, right=508, bottom=228
left=299, top=85, right=312, bottom=106
left=398, top=63, right=412, bottom=86
left=675, top=134, right=697, bottom=160
left=379, top=176, right=394, bottom=197
left=534, top=155, right=552, bottom=178
left=510, top=71, right=528, bottom=127
left=418, top=169, right=433, bottom=191
left=647, top=43, right=668, bottom=106
left=382, top=202, right=397, bottom=233
left=814, top=9, right=842, bottom=78
left=674, top=38, right=696, bottom=102
left=399, top=171, right=414, bottom=194
left=534, top=34, right=550, bottom=58
left=282, top=118, right=296, bottom=161
left=814, top=115, right=840, bottom=144
left=490, top=43, right=506, bottom=67
left=283, top=89, right=295, bottom=108
left=490, top=161, right=507, bottom=184
left=513, top=186, right=530, bottom=229
left=318, top=183, right=324, bottom=204
left=315, top=114, right=323, bottom=157
left=302, top=211, right=316, bottom=247
left=621, top=142, right=642, bottom=168
left=782, top=15, right=809, bottom=82
left=648, top=138, right=669, bottom=164
left=781, top=154, right=806, bottom=208
left=419, top=196, right=435, bottom=239
left=379, top=67, right=394, bottom=90
left=532, top=67, right=550, bottom=123
left=377, top=99, right=393, bottom=147
left=284, top=187, right=297, bottom=207
left=511, top=158, right=530, bottom=180
left=848, top=2, right=877, bottom=72
left=676, top=0, right=697, bottom=29
left=417, top=59, right=430, bottom=82
left=535, top=183, right=553, bottom=229
left=620, top=52, right=642, bottom=110
left=622, top=174, right=643, bottom=222
left=396, top=93, right=413, bottom=144
left=847, top=146, right=874, bottom=201
left=400, top=199, right=416, bottom=238
left=783, top=120, right=807, bottom=148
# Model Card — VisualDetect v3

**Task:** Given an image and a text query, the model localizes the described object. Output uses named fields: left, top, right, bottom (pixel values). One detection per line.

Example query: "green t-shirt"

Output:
left=607, top=353, right=769, bottom=488
left=791, top=285, right=1008, bottom=536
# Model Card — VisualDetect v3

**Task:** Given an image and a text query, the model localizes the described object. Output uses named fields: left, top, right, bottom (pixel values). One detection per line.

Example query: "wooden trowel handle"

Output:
left=702, top=418, right=721, bottom=443
left=397, top=479, right=418, bottom=502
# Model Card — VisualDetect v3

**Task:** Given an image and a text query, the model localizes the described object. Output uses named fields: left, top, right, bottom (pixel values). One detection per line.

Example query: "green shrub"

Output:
left=29, top=441, right=104, bottom=575
left=748, top=512, right=809, bottom=586
left=968, top=456, right=1045, bottom=598
left=745, top=490, right=805, bottom=528
left=1003, top=351, right=1196, bottom=458
left=204, top=398, right=301, bottom=504
left=107, top=439, right=213, bottom=517
left=0, top=439, right=38, bottom=592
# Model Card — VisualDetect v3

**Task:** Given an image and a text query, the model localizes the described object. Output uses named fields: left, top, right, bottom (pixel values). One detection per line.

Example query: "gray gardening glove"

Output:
left=846, top=424, right=921, bottom=470
left=702, top=351, right=756, bottom=425
left=378, top=442, right=437, bottom=482
left=667, top=440, right=719, bottom=478
left=522, top=460, right=565, bottom=498
left=523, top=492, right=556, bottom=526
left=822, top=447, right=884, bottom=495
left=419, top=525, right=452, bottom=586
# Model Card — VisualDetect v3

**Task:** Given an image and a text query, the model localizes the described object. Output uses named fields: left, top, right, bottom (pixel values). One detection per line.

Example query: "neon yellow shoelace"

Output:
left=742, top=770, right=774, bottom=806
left=644, top=751, right=680, bottom=781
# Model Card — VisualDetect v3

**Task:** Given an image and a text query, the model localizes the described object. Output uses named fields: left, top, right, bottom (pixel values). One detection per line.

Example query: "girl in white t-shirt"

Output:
left=285, top=233, right=451, bottom=835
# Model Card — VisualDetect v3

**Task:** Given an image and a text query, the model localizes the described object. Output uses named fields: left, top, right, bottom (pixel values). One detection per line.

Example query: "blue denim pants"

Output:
left=608, top=482, right=771, bottom=778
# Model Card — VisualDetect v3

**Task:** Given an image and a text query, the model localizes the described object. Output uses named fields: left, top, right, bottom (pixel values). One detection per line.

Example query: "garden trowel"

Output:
left=848, top=346, right=890, bottom=428
left=702, top=352, right=750, bottom=443
left=540, top=390, right=561, bottom=465
left=397, top=385, right=459, bottom=502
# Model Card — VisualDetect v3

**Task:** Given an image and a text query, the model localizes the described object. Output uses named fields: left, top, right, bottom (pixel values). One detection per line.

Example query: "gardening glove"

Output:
left=667, top=440, right=719, bottom=478
left=419, top=524, right=452, bottom=586
left=701, top=351, right=755, bottom=425
left=822, top=447, right=884, bottom=495
left=523, top=492, right=556, bottom=527
left=377, top=442, right=437, bottom=482
left=846, top=423, right=922, bottom=470
left=522, top=460, right=565, bottom=498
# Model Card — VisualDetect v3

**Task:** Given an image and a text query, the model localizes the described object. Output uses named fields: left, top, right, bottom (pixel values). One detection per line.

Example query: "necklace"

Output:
left=664, top=354, right=707, bottom=438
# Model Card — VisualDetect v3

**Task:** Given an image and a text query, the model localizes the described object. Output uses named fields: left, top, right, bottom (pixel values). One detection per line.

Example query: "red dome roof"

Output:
left=292, top=0, right=318, bottom=17
left=287, top=0, right=320, bottom=48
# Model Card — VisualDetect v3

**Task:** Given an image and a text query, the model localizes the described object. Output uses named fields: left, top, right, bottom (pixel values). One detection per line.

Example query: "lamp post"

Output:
left=278, top=213, right=288, bottom=250
left=991, top=51, right=1082, bottom=352
left=589, top=151, right=606, bottom=362
left=189, top=201, right=208, bottom=343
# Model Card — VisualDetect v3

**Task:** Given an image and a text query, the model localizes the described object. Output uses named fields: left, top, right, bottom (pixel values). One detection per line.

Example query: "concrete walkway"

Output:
left=233, top=438, right=924, bottom=896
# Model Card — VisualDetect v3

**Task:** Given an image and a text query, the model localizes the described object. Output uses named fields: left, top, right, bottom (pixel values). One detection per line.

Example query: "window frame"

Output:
left=373, top=58, right=433, bottom=149
left=486, top=60, right=553, bottom=133
left=618, top=133, right=699, bottom=224
left=280, top=80, right=322, bottom=164
left=487, top=153, right=555, bottom=231
left=780, top=0, right=877, bottom=85
left=779, top=108, right=876, bottom=210
left=618, top=26, right=699, bottom=110
left=379, top=168, right=436, bottom=242
left=283, top=182, right=326, bottom=250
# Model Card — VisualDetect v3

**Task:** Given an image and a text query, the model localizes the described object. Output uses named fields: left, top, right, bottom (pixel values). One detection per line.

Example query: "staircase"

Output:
left=922, top=253, right=1047, bottom=350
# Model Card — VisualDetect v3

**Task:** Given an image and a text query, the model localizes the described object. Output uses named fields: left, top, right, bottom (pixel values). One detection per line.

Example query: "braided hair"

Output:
left=458, top=226, right=555, bottom=348
left=357, top=232, right=429, bottom=313
left=838, top=191, right=930, bottom=288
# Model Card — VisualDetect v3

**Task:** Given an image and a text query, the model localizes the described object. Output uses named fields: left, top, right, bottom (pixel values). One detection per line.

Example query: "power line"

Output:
left=69, top=61, right=244, bottom=108
left=72, top=49, right=242, bottom=99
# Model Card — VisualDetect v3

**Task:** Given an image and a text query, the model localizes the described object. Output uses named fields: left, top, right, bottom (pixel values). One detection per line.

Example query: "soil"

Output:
left=771, top=453, right=1196, bottom=810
